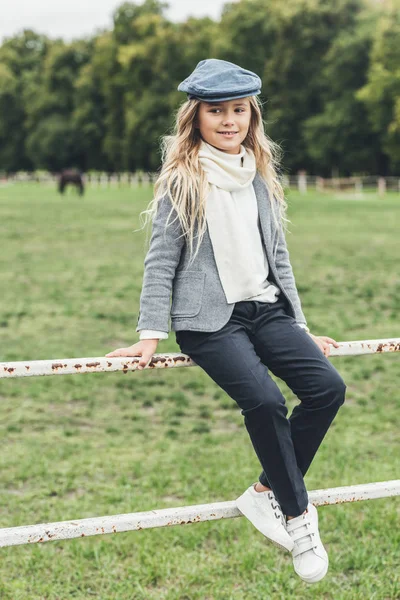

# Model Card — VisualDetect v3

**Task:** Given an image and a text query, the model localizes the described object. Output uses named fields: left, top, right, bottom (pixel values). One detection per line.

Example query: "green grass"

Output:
left=0, top=182, right=399, bottom=599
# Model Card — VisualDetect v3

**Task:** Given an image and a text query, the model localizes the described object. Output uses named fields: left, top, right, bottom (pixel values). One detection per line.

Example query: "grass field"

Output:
left=0, top=182, right=399, bottom=600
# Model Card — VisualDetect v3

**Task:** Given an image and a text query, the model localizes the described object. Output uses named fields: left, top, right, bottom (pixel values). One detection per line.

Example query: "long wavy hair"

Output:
left=138, top=94, right=289, bottom=264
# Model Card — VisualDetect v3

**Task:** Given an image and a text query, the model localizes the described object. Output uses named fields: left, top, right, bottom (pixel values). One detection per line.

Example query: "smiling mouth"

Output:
left=218, top=132, right=238, bottom=136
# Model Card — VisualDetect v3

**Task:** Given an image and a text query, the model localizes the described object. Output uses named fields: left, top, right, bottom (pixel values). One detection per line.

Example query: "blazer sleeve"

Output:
left=136, top=193, right=185, bottom=333
left=274, top=223, right=308, bottom=328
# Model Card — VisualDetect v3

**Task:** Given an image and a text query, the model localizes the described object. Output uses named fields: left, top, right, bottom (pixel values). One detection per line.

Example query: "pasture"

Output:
left=0, top=182, right=399, bottom=599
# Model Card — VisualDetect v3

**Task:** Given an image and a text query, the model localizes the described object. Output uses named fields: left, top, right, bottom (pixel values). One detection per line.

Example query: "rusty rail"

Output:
left=1, top=338, right=400, bottom=379
left=1, top=336, right=399, bottom=548
left=0, top=480, right=399, bottom=548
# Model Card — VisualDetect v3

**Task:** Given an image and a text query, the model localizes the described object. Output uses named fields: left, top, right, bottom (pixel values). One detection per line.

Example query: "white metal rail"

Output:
left=1, top=337, right=399, bottom=548
left=0, top=481, right=399, bottom=548
left=1, top=338, right=400, bottom=379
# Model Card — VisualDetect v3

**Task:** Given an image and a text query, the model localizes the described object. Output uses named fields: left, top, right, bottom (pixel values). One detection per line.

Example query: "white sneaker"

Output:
left=286, top=503, right=329, bottom=583
left=236, top=483, right=294, bottom=552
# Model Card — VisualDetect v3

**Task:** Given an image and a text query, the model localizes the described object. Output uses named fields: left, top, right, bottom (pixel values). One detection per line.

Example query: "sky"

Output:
left=0, top=0, right=236, bottom=43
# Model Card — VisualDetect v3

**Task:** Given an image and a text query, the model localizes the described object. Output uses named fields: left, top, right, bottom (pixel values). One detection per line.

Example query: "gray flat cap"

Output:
left=178, top=58, right=262, bottom=102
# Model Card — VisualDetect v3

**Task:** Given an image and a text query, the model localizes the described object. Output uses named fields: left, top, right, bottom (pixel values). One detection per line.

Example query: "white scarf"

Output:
left=198, top=139, right=256, bottom=190
left=199, top=140, right=263, bottom=303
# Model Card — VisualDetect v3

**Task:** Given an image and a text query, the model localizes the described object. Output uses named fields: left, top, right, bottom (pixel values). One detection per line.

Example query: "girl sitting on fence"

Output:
left=106, top=58, right=346, bottom=584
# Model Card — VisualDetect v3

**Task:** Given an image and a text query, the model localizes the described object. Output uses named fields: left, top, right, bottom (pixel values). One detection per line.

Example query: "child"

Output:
left=106, top=58, right=346, bottom=584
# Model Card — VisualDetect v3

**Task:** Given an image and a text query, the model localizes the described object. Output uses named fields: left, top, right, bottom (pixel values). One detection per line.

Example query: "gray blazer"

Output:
left=136, top=172, right=307, bottom=334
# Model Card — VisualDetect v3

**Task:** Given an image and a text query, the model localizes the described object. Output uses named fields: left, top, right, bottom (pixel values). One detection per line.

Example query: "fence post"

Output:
left=316, top=177, right=324, bottom=192
left=298, top=170, right=307, bottom=194
left=355, top=177, right=363, bottom=194
left=378, top=177, right=386, bottom=197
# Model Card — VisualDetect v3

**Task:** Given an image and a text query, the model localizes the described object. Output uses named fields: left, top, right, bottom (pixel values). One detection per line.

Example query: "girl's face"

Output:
left=196, top=98, right=252, bottom=154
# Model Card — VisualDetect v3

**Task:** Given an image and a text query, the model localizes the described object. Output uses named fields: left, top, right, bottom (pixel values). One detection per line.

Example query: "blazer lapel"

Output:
left=253, top=172, right=274, bottom=257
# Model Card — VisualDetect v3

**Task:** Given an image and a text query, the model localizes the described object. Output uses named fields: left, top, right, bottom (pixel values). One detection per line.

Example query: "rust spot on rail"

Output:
left=86, top=362, right=100, bottom=368
left=370, top=341, right=400, bottom=353
left=318, top=496, right=360, bottom=505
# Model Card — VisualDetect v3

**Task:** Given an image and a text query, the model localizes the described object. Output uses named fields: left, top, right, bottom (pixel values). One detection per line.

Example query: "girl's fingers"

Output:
left=323, top=342, right=331, bottom=357
left=304, top=333, right=336, bottom=356
left=312, top=337, right=330, bottom=357
left=105, top=348, right=141, bottom=357
left=138, top=354, right=152, bottom=369
left=321, top=336, right=339, bottom=347
left=317, top=343, right=329, bottom=357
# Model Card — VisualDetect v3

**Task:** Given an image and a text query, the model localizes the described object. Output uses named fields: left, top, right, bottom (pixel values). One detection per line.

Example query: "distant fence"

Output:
left=1, top=171, right=400, bottom=195
left=1, top=171, right=158, bottom=187
left=0, top=337, right=399, bottom=547
left=294, top=172, right=400, bottom=195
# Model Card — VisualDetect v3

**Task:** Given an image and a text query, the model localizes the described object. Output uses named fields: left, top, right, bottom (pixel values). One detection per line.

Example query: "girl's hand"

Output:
left=307, top=333, right=339, bottom=357
left=105, top=339, right=159, bottom=369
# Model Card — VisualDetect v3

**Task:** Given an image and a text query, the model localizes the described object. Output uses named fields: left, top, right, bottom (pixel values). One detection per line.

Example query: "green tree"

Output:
left=216, top=0, right=367, bottom=174
left=356, top=0, right=400, bottom=171
left=72, top=42, right=111, bottom=171
left=90, top=32, right=126, bottom=171
left=1, top=0, right=399, bottom=174
left=24, top=39, right=92, bottom=169
left=25, top=114, right=80, bottom=171
left=118, top=11, right=218, bottom=169
left=0, top=31, right=51, bottom=171
left=302, top=11, right=381, bottom=175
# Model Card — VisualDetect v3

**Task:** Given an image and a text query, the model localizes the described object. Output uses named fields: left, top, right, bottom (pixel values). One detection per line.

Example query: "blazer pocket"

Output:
left=171, top=271, right=205, bottom=318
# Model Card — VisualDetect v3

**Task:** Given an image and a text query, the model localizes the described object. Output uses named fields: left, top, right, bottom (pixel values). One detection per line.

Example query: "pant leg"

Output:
left=175, top=302, right=308, bottom=517
left=249, top=296, right=347, bottom=486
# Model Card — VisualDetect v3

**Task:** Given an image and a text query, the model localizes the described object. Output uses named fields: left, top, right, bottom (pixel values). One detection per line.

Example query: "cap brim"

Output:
left=188, top=90, right=261, bottom=102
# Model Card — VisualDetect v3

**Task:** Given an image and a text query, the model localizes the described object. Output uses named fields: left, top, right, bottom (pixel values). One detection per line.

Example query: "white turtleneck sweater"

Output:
left=140, top=142, right=307, bottom=339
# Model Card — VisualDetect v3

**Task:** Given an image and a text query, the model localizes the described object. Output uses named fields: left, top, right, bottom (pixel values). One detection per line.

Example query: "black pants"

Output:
left=175, top=294, right=346, bottom=517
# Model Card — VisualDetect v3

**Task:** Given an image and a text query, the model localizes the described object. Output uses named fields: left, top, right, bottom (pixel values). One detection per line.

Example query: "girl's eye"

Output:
left=209, top=108, right=245, bottom=113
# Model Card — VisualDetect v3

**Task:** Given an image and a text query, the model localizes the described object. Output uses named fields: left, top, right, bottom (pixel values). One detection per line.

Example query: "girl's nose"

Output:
left=222, top=117, right=235, bottom=126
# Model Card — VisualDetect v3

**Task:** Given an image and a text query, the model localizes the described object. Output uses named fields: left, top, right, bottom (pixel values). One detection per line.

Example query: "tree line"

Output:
left=0, top=0, right=399, bottom=176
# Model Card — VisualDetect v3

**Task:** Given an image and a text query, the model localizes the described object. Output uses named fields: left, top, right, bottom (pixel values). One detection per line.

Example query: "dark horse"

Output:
left=58, top=169, right=84, bottom=195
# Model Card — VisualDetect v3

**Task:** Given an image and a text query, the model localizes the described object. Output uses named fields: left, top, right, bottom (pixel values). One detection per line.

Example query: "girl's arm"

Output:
left=136, top=192, right=185, bottom=334
left=274, top=223, right=308, bottom=328
left=106, top=193, right=183, bottom=363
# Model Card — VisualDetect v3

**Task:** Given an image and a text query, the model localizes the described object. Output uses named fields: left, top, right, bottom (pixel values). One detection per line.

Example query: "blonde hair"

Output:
left=139, top=95, right=289, bottom=264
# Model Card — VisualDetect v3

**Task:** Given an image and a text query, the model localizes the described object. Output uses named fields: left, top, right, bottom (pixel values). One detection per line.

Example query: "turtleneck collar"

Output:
left=200, top=140, right=246, bottom=164
left=198, top=139, right=256, bottom=192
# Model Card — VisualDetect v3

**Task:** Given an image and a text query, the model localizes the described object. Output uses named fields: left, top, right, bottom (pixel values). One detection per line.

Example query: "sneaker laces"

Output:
left=266, top=491, right=286, bottom=528
left=286, top=511, right=318, bottom=557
